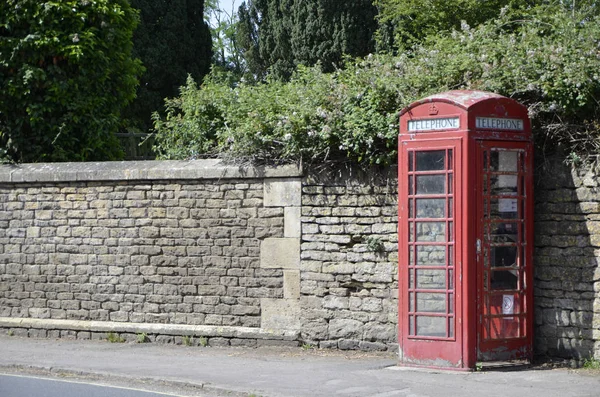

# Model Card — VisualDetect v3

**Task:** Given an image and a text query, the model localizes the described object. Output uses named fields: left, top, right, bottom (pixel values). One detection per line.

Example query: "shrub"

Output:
left=153, top=3, right=600, bottom=165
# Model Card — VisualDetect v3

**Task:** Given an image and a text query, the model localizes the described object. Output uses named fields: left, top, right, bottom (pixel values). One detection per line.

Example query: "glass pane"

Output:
left=492, top=246, right=518, bottom=267
left=448, top=245, right=454, bottom=266
left=416, top=151, right=445, bottom=171
left=448, top=173, right=453, bottom=194
left=409, top=292, right=415, bottom=312
left=409, top=268, right=415, bottom=289
left=486, top=293, right=521, bottom=315
left=409, top=316, right=415, bottom=335
left=491, top=174, right=518, bottom=196
left=416, top=175, right=445, bottom=194
left=449, top=293, right=454, bottom=314
left=409, top=176, right=414, bottom=195
left=490, top=198, right=519, bottom=219
left=491, top=151, right=518, bottom=172
left=416, top=269, right=446, bottom=289
left=416, top=316, right=446, bottom=337
left=416, top=198, right=445, bottom=218
left=448, top=197, right=453, bottom=218
left=409, top=152, right=414, bottom=171
left=417, top=293, right=446, bottom=313
left=448, top=221, right=453, bottom=242
left=490, top=222, right=518, bottom=244
left=483, top=151, right=488, bottom=171
left=409, top=245, right=414, bottom=264
left=416, top=245, right=446, bottom=266
left=485, top=316, right=520, bottom=339
left=491, top=269, right=519, bottom=290
left=448, top=150, right=453, bottom=170
left=483, top=173, right=488, bottom=194
left=448, top=269, right=454, bottom=289
left=449, top=317, right=455, bottom=338
left=415, top=222, right=446, bottom=242
left=409, top=200, right=414, bottom=218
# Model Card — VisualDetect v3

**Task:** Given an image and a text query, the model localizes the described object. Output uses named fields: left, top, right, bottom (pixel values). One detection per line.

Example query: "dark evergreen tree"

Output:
left=125, top=0, right=213, bottom=133
left=238, top=0, right=377, bottom=80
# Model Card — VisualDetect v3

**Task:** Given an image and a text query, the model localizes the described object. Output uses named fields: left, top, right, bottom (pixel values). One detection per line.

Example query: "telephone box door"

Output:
left=399, top=139, right=464, bottom=367
left=476, top=141, right=534, bottom=361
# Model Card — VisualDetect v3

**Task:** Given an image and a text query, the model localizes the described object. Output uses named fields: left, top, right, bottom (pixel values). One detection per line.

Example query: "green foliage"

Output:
left=153, top=2, right=600, bottom=165
left=198, top=336, right=208, bottom=347
left=136, top=332, right=149, bottom=343
left=207, top=0, right=246, bottom=75
left=366, top=236, right=385, bottom=253
left=182, top=335, right=194, bottom=346
left=0, top=0, right=143, bottom=163
left=582, top=357, right=600, bottom=369
left=125, top=0, right=213, bottom=134
left=374, top=0, right=517, bottom=51
left=238, top=0, right=378, bottom=80
left=106, top=332, right=126, bottom=343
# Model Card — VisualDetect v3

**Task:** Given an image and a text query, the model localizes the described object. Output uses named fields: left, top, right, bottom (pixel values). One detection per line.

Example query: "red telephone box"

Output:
left=398, top=90, right=534, bottom=369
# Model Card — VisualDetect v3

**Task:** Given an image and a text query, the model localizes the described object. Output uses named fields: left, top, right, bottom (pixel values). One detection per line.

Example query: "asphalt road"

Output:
left=0, top=374, right=192, bottom=397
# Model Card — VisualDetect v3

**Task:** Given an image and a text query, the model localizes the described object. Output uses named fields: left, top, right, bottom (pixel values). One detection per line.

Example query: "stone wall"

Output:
left=1, top=159, right=600, bottom=362
left=533, top=159, right=600, bottom=362
left=299, top=170, right=398, bottom=351
left=0, top=161, right=303, bottom=347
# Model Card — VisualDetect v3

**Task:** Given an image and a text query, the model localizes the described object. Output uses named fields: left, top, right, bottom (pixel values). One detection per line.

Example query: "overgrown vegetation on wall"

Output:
left=153, top=3, right=600, bottom=166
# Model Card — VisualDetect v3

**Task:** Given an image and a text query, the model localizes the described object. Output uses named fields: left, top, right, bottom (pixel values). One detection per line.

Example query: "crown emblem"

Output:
left=428, top=104, right=439, bottom=115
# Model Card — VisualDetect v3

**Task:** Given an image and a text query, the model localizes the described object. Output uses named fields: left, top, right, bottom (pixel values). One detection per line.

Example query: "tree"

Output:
left=238, top=0, right=378, bottom=80
left=0, top=0, right=143, bottom=163
left=152, top=2, right=600, bottom=166
left=374, top=0, right=517, bottom=51
left=125, top=0, right=213, bottom=133
left=206, top=0, right=246, bottom=75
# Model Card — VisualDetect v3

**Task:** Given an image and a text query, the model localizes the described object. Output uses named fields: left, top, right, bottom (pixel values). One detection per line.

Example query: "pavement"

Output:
left=0, top=335, right=599, bottom=397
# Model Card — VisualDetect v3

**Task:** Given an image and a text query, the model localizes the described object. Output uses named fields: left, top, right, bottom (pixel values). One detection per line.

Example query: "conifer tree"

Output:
left=238, top=0, right=377, bottom=80
left=125, top=0, right=213, bottom=133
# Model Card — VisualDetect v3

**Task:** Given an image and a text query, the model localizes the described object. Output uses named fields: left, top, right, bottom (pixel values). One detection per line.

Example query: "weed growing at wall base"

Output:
left=106, top=332, right=126, bottom=343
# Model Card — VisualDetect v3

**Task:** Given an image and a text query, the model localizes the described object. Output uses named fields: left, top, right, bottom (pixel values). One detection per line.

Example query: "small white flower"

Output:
left=72, top=33, right=80, bottom=43
left=284, top=133, right=292, bottom=141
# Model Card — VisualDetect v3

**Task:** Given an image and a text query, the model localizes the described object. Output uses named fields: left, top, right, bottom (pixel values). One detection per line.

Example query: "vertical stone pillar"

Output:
left=260, top=178, right=302, bottom=331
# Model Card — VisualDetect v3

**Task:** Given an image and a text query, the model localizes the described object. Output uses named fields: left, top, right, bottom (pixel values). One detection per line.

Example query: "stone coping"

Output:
left=0, top=160, right=303, bottom=183
left=0, top=318, right=299, bottom=341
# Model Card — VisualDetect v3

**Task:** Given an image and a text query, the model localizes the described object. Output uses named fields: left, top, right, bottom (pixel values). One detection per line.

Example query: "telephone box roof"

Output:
left=400, top=90, right=521, bottom=116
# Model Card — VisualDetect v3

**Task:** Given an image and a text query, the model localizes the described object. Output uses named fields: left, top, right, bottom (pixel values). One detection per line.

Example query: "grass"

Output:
left=198, top=336, right=208, bottom=347
left=106, top=332, right=126, bottom=343
left=182, top=335, right=194, bottom=346
left=136, top=332, right=149, bottom=343
left=582, top=358, right=600, bottom=370
left=301, top=343, right=315, bottom=350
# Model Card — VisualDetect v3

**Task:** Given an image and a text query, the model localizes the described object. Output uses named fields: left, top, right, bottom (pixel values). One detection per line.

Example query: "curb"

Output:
left=0, top=364, right=254, bottom=397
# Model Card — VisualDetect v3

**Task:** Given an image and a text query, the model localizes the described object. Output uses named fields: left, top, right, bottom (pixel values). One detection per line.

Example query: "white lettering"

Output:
left=407, top=117, right=460, bottom=132
left=476, top=117, right=524, bottom=131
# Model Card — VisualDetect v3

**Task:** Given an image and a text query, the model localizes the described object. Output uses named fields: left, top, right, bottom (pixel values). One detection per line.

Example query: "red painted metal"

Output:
left=398, top=90, right=533, bottom=370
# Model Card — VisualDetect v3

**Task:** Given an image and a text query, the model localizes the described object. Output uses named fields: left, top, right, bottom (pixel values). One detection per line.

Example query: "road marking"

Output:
left=0, top=373, right=187, bottom=397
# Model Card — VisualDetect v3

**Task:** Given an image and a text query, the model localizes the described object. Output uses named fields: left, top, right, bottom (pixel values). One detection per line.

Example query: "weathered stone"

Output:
left=260, top=238, right=300, bottom=269
left=328, top=319, right=363, bottom=339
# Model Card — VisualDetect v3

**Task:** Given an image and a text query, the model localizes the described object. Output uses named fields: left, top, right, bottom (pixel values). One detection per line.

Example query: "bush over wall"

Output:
left=153, top=4, right=600, bottom=166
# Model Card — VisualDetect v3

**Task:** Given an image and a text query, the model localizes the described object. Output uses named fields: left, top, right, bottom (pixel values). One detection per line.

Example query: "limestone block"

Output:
left=260, top=238, right=300, bottom=269
left=283, top=270, right=300, bottom=299
left=261, top=298, right=300, bottom=331
left=284, top=207, right=301, bottom=238
left=264, top=179, right=301, bottom=207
